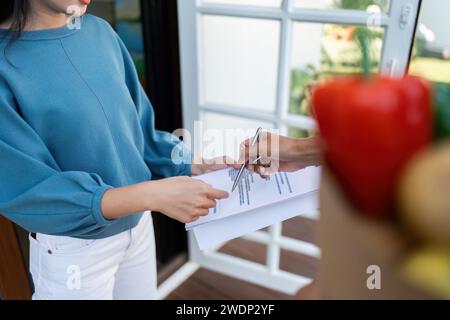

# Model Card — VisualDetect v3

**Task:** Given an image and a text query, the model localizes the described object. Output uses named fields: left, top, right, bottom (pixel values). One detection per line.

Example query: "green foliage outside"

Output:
left=286, top=0, right=449, bottom=138
left=335, top=0, right=390, bottom=11
left=289, top=128, right=314, bottom=139
left=288, top=0, right=389, bottom=129
left=288, top=26, right=381, bottom=125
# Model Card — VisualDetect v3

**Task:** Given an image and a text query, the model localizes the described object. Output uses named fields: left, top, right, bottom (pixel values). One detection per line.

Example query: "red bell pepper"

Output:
left=313, top=76, right=433, bottom=217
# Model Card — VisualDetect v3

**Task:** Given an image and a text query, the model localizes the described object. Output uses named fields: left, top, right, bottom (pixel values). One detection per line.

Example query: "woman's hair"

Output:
left=1, top=0, right=30, bottom=46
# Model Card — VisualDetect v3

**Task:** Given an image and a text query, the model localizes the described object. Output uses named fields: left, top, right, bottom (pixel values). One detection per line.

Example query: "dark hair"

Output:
left=1, top=0, right=30, bottom=47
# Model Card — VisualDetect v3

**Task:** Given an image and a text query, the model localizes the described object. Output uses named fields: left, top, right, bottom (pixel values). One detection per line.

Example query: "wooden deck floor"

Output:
left=167, top=216, right=318, bottom=300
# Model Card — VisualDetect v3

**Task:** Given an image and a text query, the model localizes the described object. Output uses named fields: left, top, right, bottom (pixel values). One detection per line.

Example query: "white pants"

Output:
left=29, top=211, right=157, bottom=300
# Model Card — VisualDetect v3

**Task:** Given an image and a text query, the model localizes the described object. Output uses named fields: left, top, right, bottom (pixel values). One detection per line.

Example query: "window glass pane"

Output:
left=289, top=23, right=384, bottom=117
left=293, top=0, right=390, bottom=12
left=202, top=15, right=280, bottom=112
left=409, top=0, right=450, bottom=84
left=199, top=113, right=274, bottom=159
left=203, top=0, right=281, bottom=7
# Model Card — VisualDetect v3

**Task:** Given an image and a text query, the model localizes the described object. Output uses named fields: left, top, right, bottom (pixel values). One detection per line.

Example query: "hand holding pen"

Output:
left=232, top=127, right=263, bottom=192
left=239, top=132, right=323, bottom=181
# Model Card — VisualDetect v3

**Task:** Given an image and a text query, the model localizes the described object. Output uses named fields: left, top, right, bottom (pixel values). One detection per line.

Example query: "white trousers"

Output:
left=29, top=211, right=157, bottom=300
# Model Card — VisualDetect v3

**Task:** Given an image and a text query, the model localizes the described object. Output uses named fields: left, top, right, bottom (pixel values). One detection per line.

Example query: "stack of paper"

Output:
left=187, top=167, right=321, bottom=250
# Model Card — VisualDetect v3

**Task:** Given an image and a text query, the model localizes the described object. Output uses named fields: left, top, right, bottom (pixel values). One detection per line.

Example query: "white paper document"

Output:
left=187, top=167, right=321, bottom=250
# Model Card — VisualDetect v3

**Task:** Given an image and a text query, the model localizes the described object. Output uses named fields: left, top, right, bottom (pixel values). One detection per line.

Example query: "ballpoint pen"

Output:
left=232, top=127, right=263, bottom=192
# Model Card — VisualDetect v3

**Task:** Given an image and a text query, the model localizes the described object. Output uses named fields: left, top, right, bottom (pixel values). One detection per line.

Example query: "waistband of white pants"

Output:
left=30, top=211, right=152, bottom=240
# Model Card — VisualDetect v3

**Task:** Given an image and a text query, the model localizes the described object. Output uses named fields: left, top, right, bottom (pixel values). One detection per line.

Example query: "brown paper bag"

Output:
left=318, top=169, right=432, bottom=299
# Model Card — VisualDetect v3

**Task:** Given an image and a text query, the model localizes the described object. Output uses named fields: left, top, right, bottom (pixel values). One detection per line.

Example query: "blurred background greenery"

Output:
left=288, top=0, right=450, bottom=139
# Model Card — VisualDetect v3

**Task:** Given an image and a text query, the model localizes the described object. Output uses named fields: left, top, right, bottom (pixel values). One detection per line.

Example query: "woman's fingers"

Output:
left=215, top=156, right=242, bottom=170
left=206, top=187, right=229, bottom=200
left=189, top=216, right=200, bottom=223
left=196, top=208, right=210, bottom=216
left=198, top=156, right=242, bottom=174
left=229, top=158, right=244, bottom=170
left=184, top=209, right=208, bottom=224
left=201, top=198, right=217, bottom=209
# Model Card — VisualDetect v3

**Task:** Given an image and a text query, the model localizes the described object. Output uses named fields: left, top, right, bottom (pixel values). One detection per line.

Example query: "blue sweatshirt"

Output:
left=0, top=15, right=190, bottom=239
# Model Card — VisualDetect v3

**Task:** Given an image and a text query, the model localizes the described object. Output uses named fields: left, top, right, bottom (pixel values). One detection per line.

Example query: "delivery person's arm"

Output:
left=240, top=132, right=323, bottom=177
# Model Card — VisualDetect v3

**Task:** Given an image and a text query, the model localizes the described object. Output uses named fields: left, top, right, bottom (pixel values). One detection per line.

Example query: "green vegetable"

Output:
left=434, top=82, right=450, bottom=140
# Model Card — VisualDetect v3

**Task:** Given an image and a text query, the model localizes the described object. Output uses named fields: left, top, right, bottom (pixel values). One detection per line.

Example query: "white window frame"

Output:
left=164, top=0, right=421, bottom=298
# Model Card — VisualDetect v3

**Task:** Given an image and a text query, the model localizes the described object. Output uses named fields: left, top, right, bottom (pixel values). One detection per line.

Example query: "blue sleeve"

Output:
left=0, top=82, right=115, bottom=237
left=115, top=34, right=191, bottom=179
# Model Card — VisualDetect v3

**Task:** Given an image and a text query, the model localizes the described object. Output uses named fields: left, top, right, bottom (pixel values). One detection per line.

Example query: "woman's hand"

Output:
left=190, top=156, right=241, bottom=176
left=240, top=132, right=323, bottom=178
left=101, top=134, right=321, bottom=223
left=101, top=176, right=229, bottom=223
left=149, top=176, right=228, bottom=223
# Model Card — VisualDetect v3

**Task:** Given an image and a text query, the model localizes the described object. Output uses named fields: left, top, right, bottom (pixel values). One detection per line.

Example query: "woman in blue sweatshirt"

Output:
left=0, top=0, right=233, bottom=299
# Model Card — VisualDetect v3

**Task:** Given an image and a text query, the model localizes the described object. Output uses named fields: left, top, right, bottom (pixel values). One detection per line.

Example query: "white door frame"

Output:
left=165, top=0, right=421, bottom=298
